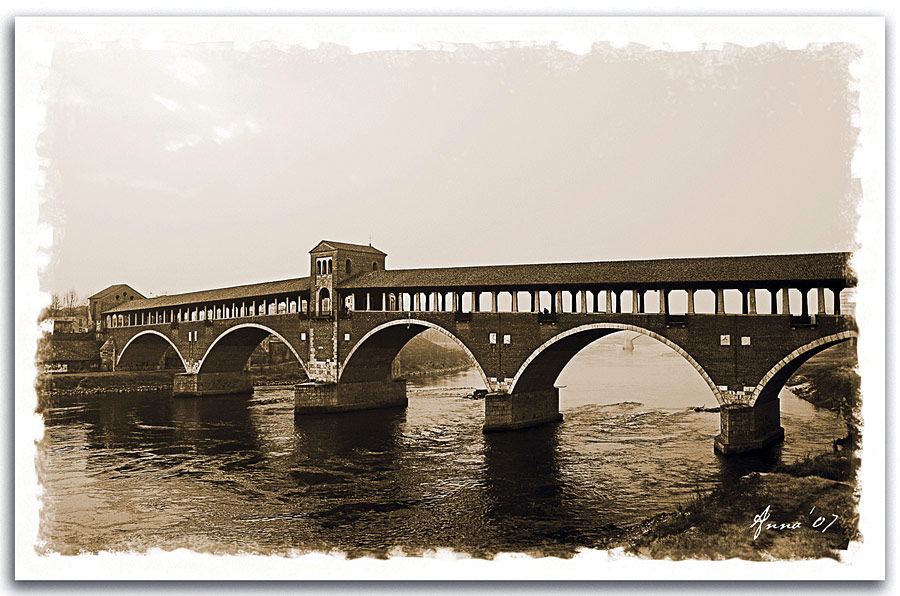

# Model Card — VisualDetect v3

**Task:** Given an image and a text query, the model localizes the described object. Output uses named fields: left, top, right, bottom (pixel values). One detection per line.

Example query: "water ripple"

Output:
left=37, top=365, right=846, bottom=556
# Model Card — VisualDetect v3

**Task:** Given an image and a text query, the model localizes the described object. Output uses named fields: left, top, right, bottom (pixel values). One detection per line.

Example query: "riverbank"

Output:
left=401, top=364, right=472, bottom=377
left=35, top=370, right=176, bottom=398
left=35, top=363, right=475, bottom=397
left=620, top=342, right=861, bottom=562
left=786, top=341, right=858, bottom=412
left=36, top=367, right=311, bottom=395
left=620, top=452, right=858, bottom=560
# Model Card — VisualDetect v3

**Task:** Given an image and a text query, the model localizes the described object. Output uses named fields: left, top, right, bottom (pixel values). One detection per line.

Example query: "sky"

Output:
left=37, top=23, right=863, bottom=301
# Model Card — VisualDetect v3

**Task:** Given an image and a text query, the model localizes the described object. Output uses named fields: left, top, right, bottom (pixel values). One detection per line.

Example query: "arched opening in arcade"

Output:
left=490, top=327, right=728, bottom=521
left=512, top=324, right=857, bottom=459
left=502, top=325, right=857, bottom=512
left=116, top=331, right=187, bottom=373
left=243, top=334, right=310, bottom=386
left=753, top=335, right=859, bottom=453
left=196, top=324, right=310, bottom=387
left=547, top=329, right=720, bottom=412
left=339, top=321, right=489, bottom=395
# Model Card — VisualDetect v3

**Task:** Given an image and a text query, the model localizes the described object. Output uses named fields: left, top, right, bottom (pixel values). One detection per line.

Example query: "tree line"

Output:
left=44, top=290, right=86, bottom=317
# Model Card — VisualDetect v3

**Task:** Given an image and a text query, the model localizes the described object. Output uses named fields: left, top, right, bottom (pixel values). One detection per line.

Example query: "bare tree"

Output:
left=63, top=289, right=79, bottom=315
left=48, top=293, right=62, bottom=316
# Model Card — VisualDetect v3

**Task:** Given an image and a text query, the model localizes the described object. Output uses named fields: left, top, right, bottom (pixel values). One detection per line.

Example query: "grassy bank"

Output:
left=624, top=341, right=862, bottom=562
left=35, top=365, right=309, bottom=395
left=622, top=452, right=858, bottom=560
left=786, top=341, right=860, bottom=453
left=787, top=342, right=859, bottom=411
left=36, top=370, right=177, bottom=397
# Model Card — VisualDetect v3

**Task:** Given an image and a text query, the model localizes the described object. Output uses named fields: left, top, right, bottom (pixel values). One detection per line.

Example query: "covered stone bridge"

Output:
left=100, top=241, right=857, bottom=455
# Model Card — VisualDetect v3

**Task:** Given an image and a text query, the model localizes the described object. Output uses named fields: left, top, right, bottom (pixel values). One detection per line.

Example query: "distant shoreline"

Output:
left=397, top=364, right=472, bottom=378
left=35, top=364, right=476, bottom=398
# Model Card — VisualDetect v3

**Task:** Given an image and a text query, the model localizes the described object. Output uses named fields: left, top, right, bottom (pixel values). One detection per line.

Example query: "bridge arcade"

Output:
left=101, top=241, right=856, bottom=455
left=337, top=286, right=844, bottom=317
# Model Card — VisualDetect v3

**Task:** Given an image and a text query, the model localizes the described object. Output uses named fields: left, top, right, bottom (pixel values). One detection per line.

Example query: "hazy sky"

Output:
left=39, top=38, right=861, bottom=300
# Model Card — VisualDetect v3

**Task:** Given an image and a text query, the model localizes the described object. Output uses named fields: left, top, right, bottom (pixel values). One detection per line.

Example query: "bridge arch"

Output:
left=508, top=322, right=726, bottom=404
left=748, top=330, right=858, bottom=407
left=338, top=318, right=491, bottom=388
left=117, top=330, right=188, bottom=372
left=196, top=323, right=309, bottom=376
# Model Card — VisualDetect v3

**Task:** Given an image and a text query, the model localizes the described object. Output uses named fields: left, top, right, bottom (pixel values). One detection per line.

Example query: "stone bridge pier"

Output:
left=293, top=319, right=424, bottom=414
left=173, top=371, right=254, bottom=397
left=715, top=400, right=784, bottom=455
left=711, top=329, right=857, bottom=454
left=473, top=322, right=857, bottom=455
left=483, top=390, right=563, bottom=432
left=293, top=378, right=408, bottom=413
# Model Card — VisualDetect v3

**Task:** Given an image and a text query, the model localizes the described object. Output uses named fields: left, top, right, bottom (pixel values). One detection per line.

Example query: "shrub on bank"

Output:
left=773, top=451, right=857, bottom=483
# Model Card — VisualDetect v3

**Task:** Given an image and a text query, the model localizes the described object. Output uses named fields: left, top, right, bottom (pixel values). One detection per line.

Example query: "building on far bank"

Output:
left=42, top=305, right=91, bottom=334
left=36, top=333, right=102, bottom=373
left=88, top=284, right=145, bottom=330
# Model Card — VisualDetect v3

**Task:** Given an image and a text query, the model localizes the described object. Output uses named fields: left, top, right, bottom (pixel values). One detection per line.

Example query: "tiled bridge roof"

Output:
left=104, top=252, right=854, bottom=314
left=338, top=252, right=855, bottom=290
left=106, top=277, right=311, bottom=314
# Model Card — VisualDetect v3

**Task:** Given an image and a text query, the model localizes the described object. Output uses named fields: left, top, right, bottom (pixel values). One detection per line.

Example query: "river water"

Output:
left=36, top=335, right=846, bottom=557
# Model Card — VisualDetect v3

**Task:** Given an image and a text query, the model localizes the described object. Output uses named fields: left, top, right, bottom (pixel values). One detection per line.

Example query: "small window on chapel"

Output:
left=346, top=259, right=352, bottom=275
left=372, top=261, right=378, bottom=271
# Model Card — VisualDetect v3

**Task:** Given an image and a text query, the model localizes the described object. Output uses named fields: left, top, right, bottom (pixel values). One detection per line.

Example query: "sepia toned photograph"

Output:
left=14, top=16, right=885, bottom=580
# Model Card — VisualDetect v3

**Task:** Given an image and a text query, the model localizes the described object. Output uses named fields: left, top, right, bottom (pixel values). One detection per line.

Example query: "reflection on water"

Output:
left=37, top=337, right=847, bottom=556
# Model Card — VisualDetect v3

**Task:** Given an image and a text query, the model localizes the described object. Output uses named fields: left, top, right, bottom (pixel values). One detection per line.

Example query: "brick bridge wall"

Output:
left=108, top=310, right=855, bottom=406
left=335, top=311, right=856, bottom=405
left=107, top=313, right=311, bottom=375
